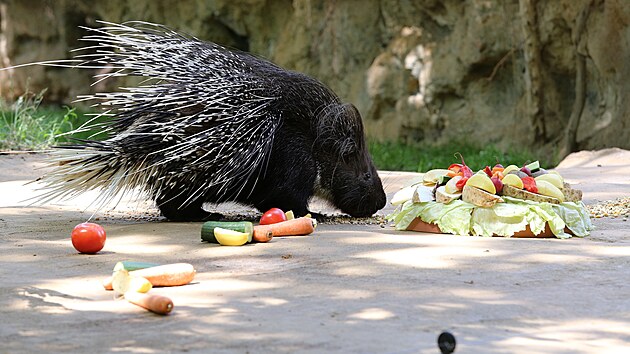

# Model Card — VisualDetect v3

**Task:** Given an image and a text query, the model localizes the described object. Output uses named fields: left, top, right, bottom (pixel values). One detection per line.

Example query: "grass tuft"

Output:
left=0, top=91, right=99, bottom=151
left=369, top=140, right=545, bottom=172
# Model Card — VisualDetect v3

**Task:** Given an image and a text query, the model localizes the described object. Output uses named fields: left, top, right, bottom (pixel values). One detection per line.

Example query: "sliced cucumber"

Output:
left=524, top=160, right=540, bottom=172
left=201, top=221, right=253, bottom=243
left=436, top=175, right=452, bottom=186
left=113, top=261, right=160, bottom=272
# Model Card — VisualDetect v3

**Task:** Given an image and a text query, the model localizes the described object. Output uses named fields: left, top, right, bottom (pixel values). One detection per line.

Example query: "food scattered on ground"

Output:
left=259, top=207, right=288, bottom=225
left=112, top=268, right=173, bottom=315
left=112, top=269, right=153, bottom=294
left=213, top=227, right=251, bottom=246
left=113, top=261, right=161, bottom=272
left=104, top=263, right=196, bottom=290
left=588, top=197, right=630, bottom=219
left=70, top=222, right=106, bottom=254
left=253, top=217, right=317, bottom=238
left=128, top=263, right=196, bottom=287
left=201, top=213, right=319, bottom=245
left=123, top=291, right=174, bottom=315
left=388, top=159, right=593, bottom=238
left=201, top=221, right=254, bottom=243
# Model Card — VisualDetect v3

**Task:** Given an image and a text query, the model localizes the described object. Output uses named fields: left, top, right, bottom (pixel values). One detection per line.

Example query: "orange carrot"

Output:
left=253, top=217, right=316, bottom=239
left=102, top=263, right=195, bottom=290
left=124, top=292, right=173, bottom=315
left=131, top=263, right=195, bottom=287
left=103, top=276, right=114, bottom=290
left=252, top=229, right=273, bottom=243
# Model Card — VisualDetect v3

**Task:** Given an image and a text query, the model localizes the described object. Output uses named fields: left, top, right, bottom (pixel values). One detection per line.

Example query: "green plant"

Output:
left=0, top=90, right=102, bottom=151
left=368, top=140, right=545, bottom=172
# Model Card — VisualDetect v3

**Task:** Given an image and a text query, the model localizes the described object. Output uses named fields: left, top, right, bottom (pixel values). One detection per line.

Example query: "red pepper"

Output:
left=456, top=176, right=469, bottom=190
left=452, top=153, right=473, bottom=189
left=521, top=176, right=538, bottom=193
left=448, top=163, right=462, bottom=173
left=462, top=165, right=473, bottom=178
left=484, top=166, right=493, bottom=177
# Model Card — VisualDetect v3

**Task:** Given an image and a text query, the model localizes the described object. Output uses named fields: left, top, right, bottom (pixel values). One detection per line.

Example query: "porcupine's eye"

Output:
left=340, top=141, right=358, bottom=162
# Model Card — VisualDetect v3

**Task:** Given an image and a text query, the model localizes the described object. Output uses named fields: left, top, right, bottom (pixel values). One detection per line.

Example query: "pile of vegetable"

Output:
left=388, top=157, right=593, bottom=238
left=201, top=208, right=317, bottom=246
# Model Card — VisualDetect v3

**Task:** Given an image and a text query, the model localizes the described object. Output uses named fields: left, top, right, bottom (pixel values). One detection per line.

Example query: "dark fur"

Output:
left=157, top=53, right=386, bottom=220
left=39, top=22, right=387, bottom=221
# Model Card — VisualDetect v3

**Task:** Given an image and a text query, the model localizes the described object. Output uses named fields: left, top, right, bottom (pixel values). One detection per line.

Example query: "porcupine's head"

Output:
left=313, top=103, right=386, bottom=217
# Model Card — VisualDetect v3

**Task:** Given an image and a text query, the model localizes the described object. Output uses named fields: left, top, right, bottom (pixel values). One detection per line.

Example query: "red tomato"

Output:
left=71, top=222, right=106, bottom=254
left=260, top=208, right=287, bottom=225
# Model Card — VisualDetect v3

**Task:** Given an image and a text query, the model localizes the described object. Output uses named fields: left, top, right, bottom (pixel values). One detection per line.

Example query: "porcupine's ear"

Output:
left=316, top=103, right=365, bottom=159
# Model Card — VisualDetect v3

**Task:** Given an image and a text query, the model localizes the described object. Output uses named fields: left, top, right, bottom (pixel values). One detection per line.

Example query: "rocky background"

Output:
left=0, top=0, right=628, bottom=160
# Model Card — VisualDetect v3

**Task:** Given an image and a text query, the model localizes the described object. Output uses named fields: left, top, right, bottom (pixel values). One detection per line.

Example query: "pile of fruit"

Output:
left=420, top=160, right=582, bottom=208
left=389, top=157, right=592, bottom=238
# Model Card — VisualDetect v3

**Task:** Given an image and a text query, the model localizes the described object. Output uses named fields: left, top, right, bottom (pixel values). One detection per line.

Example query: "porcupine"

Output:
left=26, top=21, right=386, bottom=221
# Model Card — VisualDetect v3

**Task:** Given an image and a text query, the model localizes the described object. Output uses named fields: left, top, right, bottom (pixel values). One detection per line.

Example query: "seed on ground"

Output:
left=587, top=197, right=630, bottom=219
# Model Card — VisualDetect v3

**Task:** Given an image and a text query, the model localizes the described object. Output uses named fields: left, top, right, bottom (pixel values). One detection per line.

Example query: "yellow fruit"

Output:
left=111, top=270, right=152, bottom=294
left=465, top=173, right=496, bottom=194
left=502, top=174, right=524, bottom=189
left=391, top=185, right=415, bottom=205
left=444, top=175, right=463, bottom=194
left=502, top=165, right=520, bottom=175
left=214, top=227, right=250, bottom=246
left=422, top=169, right=451, bottom=186
left=535, top=173, right=564, bottom=189
left=129, top=276, right=153, bottom=293
left=535, top=180, right=565, bottom=202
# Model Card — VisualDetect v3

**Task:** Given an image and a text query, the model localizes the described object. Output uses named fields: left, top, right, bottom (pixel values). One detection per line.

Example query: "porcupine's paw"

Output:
left=157, top=199, right=221, bottom=222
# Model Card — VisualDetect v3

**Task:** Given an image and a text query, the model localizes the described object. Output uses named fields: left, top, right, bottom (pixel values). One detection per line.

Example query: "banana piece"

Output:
left=391, top=185, right=416, bottom=205
left=535, top=173, right=564, bottom=189
left=502, top=165, right=520, bottom=175
left=465, top=174, right=496, bottom=194
left=502, top=174, right=524, bottom=189
left=214, top=227, right=250, bottom=246
left=422, top=169, right=451, bottom=186
left=112, top=270, right=153, bottom=294
left=445, top=176, right=463, bottom=194
left=536, top=180, right=565, bottom=202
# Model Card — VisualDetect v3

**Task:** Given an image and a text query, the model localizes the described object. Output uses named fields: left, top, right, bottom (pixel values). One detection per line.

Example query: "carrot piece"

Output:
left=252, top=229, right=273, bottom=243
left=253, top=217, right=316, bottom=239
left=103, top=276, right=114, bottom=290
left=103, top=263, right=195, bottom=290
left=124, top=292, right=173, bottom=315
left=130, top=263, right=196, bottom=287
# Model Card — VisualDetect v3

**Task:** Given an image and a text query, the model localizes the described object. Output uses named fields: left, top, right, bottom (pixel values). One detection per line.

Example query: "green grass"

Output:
left=369, top=140, right=543, bottom=172
left=0, top=91, right=102, bottom=151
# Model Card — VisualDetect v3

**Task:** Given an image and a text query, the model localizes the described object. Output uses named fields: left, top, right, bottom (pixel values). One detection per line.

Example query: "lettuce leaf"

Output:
left=387, top=196, right=592, bottom=238
left=471, top=203, right=533, bottom=237
left=388, top=199, right=474, bottom=235
left=551, top=201, right=593, bottom=237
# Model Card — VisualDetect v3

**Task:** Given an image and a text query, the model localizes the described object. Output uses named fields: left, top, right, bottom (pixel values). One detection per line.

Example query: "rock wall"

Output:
left=1, top=0, right=628, bottom=159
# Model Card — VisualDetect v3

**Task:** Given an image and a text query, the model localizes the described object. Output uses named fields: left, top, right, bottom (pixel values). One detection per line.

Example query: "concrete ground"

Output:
left=0, top=149, right=629, bottom=353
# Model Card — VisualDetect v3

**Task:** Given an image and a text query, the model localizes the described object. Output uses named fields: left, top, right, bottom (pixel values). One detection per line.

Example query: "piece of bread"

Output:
left=561, top=183, right=583, bottom=202
left=462, top=185, right=503, bottom=207
left=502, top=184, right=560, bottom=204
left=435, top=186, right=461, bottom=204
